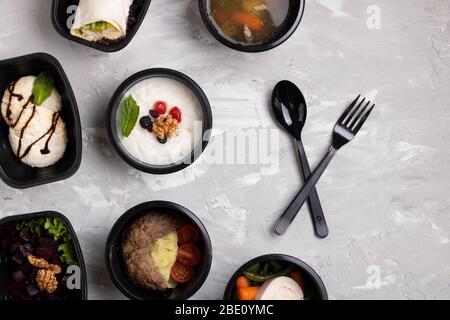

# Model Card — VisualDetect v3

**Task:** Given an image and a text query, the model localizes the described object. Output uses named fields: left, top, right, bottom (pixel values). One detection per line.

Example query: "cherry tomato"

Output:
left=177, top=244, right=201, bottom=267
left=170, top=261, right=194, bottom=284
left=169, top=106, right=182, bottom=123
left=177, top=224, right=200, bottom=245
left=153, top=101, right=167, bottom=115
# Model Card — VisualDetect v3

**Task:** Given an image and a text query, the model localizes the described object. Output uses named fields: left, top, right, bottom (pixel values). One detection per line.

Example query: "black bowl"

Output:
left=224, top=254, right=328, bottom=300
left=52, top=0, right=152, bottom=53
left=106, top=68, right=213, bottom=174
left=0, top=53, right=82, bottom=189
left=105, top=201, right=213, bottom=300
left=0, top=211, right=88, bottom=300
left=198, top=0, right=305, bottom=53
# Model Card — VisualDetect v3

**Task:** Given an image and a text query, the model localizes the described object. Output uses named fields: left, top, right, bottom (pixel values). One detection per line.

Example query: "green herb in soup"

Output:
left=209, top=0, right=291, bottom=45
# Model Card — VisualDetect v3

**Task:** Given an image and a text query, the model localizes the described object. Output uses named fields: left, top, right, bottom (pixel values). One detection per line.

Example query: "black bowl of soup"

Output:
left=198, top=0, right=305, bottom=52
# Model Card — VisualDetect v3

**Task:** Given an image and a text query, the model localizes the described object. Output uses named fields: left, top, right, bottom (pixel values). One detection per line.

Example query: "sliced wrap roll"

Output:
left=70, top=0, right=133, bottom=42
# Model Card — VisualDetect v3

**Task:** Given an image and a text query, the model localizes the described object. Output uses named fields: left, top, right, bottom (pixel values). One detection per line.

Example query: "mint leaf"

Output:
left=120, top=95, right=139, bottom=137
left=32, top=71, right=54, bottom=106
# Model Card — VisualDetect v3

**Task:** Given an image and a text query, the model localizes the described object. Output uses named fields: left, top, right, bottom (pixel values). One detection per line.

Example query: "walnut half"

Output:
left=152, top=115, right=179, bottom=141
left=28, top=255, right=61, bottom=274
left=36, top=269, right=59, bottom=294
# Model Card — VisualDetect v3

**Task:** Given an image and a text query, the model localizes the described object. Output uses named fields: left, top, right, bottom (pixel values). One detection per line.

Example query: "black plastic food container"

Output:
left=0, top=211, right=88, bottom=300
left=106, top=68, right=213, bottom=174
left=52, top=0, right=152, bottom=52
left=0, top=53, right=82, bottom=189
left=198, top=0, right=305, bottom=53
left=105, top=201, right=213, bottom=300
left=224, top=254, right=328, bottom=300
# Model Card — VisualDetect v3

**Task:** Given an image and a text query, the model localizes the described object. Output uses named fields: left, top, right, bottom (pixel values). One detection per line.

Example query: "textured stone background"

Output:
left=1, top=0, right=449, bottom=299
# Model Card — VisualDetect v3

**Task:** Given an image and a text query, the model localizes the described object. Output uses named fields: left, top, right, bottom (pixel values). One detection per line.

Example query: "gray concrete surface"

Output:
left=1, top=0, right=449, bottom=299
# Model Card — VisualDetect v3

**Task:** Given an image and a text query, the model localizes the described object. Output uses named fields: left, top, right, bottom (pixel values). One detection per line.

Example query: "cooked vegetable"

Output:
left=236, top=286, right=259, bottom=300
left=16, top=218, right=77, bottom=266
left=177, top=224, right=200, bottom=245
left=290, top=271, right=306, bottom=292
left=236, top=276, right=250, bottom=289
left=87, top=21, right=108, bottom=32
left=243, top=260, right=296, bottom=283
left=231, top=11, right=263, bottom=31
left=177, top=243, right=201, bottom=267
left=170, top=261, right=194, bottom=284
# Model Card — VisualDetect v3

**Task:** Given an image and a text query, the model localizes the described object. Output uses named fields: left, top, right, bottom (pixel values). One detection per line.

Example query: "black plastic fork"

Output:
left=274, top=95, right=376, bottom=235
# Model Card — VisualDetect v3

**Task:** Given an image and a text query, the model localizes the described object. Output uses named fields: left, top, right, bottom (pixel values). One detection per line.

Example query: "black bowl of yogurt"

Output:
left=106, top=68, right=213, bottom=174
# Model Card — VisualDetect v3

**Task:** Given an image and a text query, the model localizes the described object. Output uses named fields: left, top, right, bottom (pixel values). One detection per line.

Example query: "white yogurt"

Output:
left=118, top=77, right=204, bottom=166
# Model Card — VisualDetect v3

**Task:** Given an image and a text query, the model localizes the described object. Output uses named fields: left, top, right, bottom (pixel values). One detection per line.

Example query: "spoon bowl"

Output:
left=272, top=80, right=307, bottom=140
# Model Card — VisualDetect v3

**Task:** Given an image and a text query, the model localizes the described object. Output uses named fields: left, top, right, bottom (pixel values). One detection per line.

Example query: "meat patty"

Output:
left=121, top=212, right=182, bottom=290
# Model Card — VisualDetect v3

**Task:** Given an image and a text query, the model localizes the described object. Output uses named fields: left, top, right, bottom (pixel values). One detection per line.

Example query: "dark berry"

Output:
left=149, top=110, right=159, bottom=119
left=140, top=116, right=152, bottom=129
left=157, top=136, right=167, bottom=144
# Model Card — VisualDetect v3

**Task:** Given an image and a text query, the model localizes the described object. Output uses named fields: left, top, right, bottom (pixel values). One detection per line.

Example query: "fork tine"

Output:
left=338, top=95, right=361, bottom=123
left=349, top=100, right=371, bottom=129
left=353, top=104, right=375, bottom=133
left=344, top=97, right=366, bottom=126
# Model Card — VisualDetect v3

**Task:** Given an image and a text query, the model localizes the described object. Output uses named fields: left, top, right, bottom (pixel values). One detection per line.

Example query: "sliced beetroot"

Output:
left=9, top=241, right=22, bottom=253
left=21, top=261, right=34, bottom=276
left=11, top=252, right=24, bottom=265
left=1, top=237, right=11, bottom=251
left=12, top=270, right=26, bottom=283
left=19, top=243, right=34, bottom=257
left=7, top=282, right=28, bottom=300
left=38, top=237, right=57, bottom=249
left=35, top=247, right=54, bottom=260
left=27, top=268, right=38, bottom=282
left=19, top=228, right=34, bottom=242
left=26, top=284, right=40, bottom=297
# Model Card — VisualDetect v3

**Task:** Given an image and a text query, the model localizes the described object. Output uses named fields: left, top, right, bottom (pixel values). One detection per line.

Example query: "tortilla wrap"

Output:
left=70, top=0, right=133, bottom=41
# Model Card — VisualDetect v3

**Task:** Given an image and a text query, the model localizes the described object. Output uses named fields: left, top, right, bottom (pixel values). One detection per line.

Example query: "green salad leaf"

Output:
left=16, top=217, right=78, bottom=266
left=32, top=71, right=54, bottom=106
left=86, top=21, right=108, bottom=32
left=58, top=242, right=77, bottom=266
left=120, top=95, right=140, bottom=137
left=44, top=217, right=69, bottom=242
left=16, top=218, right=45, bottom=237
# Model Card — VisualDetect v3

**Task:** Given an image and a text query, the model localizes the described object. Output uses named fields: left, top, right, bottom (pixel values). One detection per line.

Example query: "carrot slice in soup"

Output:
left=236, top=276, right=250, bottom=289
left=231, top=11, right=263, bottom=31
left=236, top=286, right=259, bottom=300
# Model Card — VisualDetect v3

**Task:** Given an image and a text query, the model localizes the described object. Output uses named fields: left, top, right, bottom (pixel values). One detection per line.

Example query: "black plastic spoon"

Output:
left=272, top=80, right=329, bottom=238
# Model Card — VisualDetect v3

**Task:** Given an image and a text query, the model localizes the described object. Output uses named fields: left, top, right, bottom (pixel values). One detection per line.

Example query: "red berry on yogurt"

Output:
left=153, top=101, right=167, bottom=115
left=169, top=107, right=182, bottom=123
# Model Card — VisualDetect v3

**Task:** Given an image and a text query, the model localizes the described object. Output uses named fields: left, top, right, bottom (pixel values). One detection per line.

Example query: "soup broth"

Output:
left=209, top=0, right=291, bottom=45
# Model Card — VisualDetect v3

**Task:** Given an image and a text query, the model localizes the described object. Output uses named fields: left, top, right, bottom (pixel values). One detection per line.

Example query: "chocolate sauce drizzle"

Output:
left=5, top=80, right=23, bottom=121
left=19, top=112, right=60, bottom=159
left=4, top=80, right=60, bottom=160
